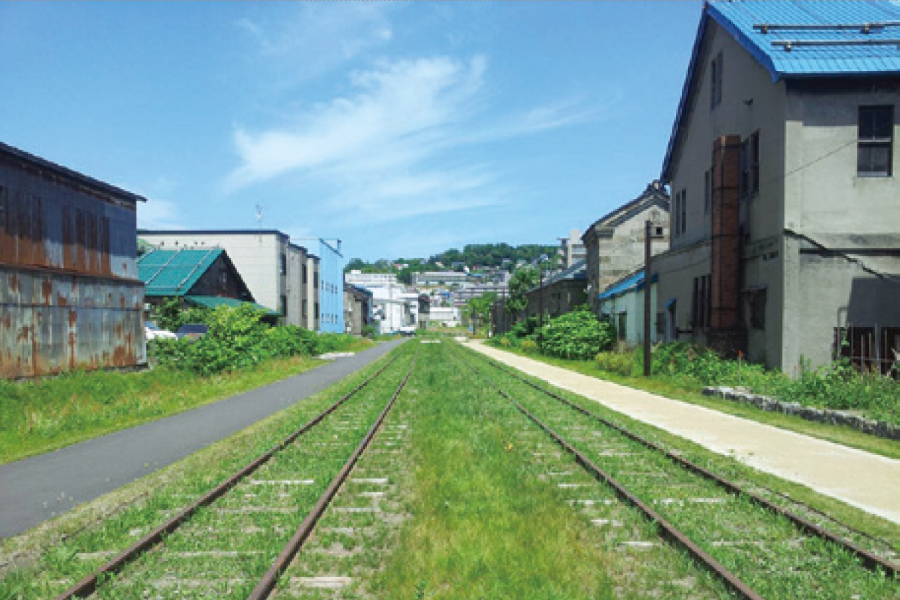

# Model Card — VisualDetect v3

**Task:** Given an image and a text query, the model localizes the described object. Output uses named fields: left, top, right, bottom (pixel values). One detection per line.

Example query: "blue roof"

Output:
left=598, top=271, right=657, bottom=301
left=138, top=248, right=224, bottom=296
left=709, top=1, right=900, bottom=81
left=662, top=0, right=900, bottom=182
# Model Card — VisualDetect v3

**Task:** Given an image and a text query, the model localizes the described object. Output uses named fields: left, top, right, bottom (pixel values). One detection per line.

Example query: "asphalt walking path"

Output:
left=468, top=341, right=900, bottom=525
left=0, top=339, right=404, bottom=540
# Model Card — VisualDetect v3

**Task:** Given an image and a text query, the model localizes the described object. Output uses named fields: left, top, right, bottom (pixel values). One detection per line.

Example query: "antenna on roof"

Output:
left=255, top=204, right=264, bottom=239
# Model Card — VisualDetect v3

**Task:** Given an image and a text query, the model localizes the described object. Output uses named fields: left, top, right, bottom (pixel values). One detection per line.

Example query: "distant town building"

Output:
left=412, top=271, right=471, bottom=286
left=558, top=229, right=587, bottom=269
left=345, top=271, right=398, bottom=287
left=525, top=260, right=588, bottom=321
left=0, top=142, right=146, bottom=378
left=426, top=305, right=461, bottom=328
left=344, top=283, right=374, bottom=336
left=582, top=181, right=670, bottom=313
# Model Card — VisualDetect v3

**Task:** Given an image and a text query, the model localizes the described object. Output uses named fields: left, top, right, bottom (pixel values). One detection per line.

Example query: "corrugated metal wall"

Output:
left=0, top=266, right=145, bottom=378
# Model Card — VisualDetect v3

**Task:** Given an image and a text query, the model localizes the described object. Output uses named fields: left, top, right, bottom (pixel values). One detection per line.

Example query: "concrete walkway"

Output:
left=468, top=341, right=900, bottom=525
left=0, top=340, right=404, bottom=539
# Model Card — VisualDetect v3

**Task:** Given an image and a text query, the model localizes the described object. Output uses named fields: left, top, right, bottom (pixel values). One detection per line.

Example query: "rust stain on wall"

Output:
left=1, top=266, right=144, bottom=379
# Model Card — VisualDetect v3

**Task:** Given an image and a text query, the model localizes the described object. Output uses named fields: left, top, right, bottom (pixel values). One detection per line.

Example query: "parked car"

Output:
left=399, top=325, right=416, bottom=336
left=145, top=321, right=177, bottom=341
left=175, top=323, right=209, bottom=341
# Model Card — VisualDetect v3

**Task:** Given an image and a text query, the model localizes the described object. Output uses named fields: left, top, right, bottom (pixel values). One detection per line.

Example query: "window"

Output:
left=858, top=106, right=893, bottom=176
left=692, top=275, right=712, bottom=329
left=750, top=289, right=766, bottom=330
left=617, top=312, right=627, bottom=340
left=302, top=264, right=308, bottom=284
left=674, top=189, right=687, bottom=236
left=740, top=131, right=760, bottom=198
left=710, top=51, right=723, bottom=109
left=280, top=294, right=287, bottom=317
left=280, top=253, right=287, bottom=276
left=673, top=191, right=682, bottom=237
left=302, top=299, right=308, bottom=318
left=704, top=168, right=711, bottom=215
left=314, top=272, right=319, bottom=289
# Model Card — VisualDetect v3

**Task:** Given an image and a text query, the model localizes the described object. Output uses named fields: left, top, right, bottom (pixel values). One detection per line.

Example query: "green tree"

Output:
left=464, top=292, right=497, bottom=333
left=506, top=266, right=540, bottom=318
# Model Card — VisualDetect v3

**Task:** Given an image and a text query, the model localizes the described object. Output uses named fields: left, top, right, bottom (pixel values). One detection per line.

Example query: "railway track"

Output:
left=53, top=352, right=415, bottom=600
left=455, top=345, right=900, bottom=600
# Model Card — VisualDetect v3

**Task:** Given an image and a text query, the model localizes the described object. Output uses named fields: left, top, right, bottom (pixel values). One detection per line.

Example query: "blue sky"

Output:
left=2, top=1, right=703, bottom=263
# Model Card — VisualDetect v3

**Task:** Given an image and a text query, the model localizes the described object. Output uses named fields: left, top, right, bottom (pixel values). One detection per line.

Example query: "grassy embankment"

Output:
left=0, top=337, right=375, bottom=465
left=488, top=342, right=900, bottom=460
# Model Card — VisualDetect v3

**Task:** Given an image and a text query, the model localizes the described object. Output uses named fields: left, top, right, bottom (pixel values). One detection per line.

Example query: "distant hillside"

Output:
left=345, top=243, right=559, bottom=284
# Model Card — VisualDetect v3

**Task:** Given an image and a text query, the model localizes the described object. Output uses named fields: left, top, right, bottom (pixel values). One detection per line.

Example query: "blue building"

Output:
left=317, top=239, right=344, bottom=334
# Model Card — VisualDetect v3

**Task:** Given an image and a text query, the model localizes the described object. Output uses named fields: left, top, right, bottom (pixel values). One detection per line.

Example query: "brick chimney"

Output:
left=710, top=135, right=741, bottom=331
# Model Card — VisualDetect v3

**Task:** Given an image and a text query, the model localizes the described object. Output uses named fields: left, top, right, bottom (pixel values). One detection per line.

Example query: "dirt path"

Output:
left=468, top=341, right=900, bottom=525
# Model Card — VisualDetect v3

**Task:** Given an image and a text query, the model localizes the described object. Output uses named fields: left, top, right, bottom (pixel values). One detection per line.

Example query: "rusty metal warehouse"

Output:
left=0, top=142, right=146, bottom=378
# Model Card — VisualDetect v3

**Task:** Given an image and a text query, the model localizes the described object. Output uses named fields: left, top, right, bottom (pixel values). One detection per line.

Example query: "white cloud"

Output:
left=137, top=199, right=186, bottom=230
left=237, top=3, right=394, bottom=81
left=226, top=55, right=593, bottom=224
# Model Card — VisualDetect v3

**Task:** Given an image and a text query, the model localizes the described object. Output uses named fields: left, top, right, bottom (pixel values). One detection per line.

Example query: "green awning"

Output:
left=185, top=295, right=280, bottom=316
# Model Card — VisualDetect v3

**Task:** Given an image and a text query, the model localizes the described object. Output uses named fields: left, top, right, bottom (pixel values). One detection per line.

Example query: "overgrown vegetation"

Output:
left=152, top=302, right=358, bottom=375
left=593, top=343, right=900, bottom=426
left=490, top=306, right=616, bottom=360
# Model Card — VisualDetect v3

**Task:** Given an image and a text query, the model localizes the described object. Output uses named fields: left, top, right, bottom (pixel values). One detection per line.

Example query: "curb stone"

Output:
left=701, top=386, right=900, bottom=441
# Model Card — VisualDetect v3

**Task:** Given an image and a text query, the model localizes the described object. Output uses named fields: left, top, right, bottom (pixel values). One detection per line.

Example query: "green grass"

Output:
left=469, top=344, right=900, bottom=552
left=0, top=338, right=376, bottom=465
left=0, top=347, right=396, bottom=598
left=466, top=352, right=899, bottom=599
left=373, top=343, right=646, bottom=599
left=488, top=345, right=900, bottom=461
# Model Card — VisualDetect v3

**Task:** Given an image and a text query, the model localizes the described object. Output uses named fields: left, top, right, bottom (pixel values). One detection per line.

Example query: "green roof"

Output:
left=185, top=296, right=279, bottom=316
left=138, top=248, right=224, bottom=296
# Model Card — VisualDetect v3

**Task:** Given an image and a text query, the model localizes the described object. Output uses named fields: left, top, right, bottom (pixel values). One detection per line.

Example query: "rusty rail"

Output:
left=247, top=355, right=415, bottom=600
left=458, top=355, right=765, bottom=600
left=54, top=354, right=400, bottom=600
left=477, top=351, right=899, bottom=580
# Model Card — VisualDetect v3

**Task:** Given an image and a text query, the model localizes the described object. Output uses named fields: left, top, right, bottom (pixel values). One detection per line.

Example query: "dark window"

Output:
left=692, top=275, right=712, bottom=328
left=750, top=289, right=766, bottom=330
left=858, top=106, right=893, bottom=176
left=302, top=264, right=308, bottom=284
left=617, top=312, right=627, bottom=340
left=710, top=51, right=723, bottom=109
left=280, top=253, right=287, bottom=276
left=314, top=272, right=319, bottom=289
left=704, top=168, right=711, bottom=215
left=302, top=299, right=308, bottom=318
left=280, top=294, right=287, bottom=317
left=740, top=131, right=760, bottom=198
left=679, top=189, right=687, bottom=235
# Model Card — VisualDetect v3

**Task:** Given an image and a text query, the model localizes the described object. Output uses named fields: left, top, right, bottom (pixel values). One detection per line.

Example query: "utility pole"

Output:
left=644, top=220, right=652, bottom=377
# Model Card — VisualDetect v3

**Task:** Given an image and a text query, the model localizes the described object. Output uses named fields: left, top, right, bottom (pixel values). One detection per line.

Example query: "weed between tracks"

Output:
left=372, top=342, right=727, bottom=600
left=463, top=347, right=900, bottom=600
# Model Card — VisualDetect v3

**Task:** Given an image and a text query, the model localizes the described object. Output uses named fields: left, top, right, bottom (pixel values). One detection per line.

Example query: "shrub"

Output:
left=596, top=350, right=636, bottom=376
left=540, top=307, right=615, bottom=360
left=153, top=304, right=358, bottom=375
left=520, top=340, right=539, bottom=354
